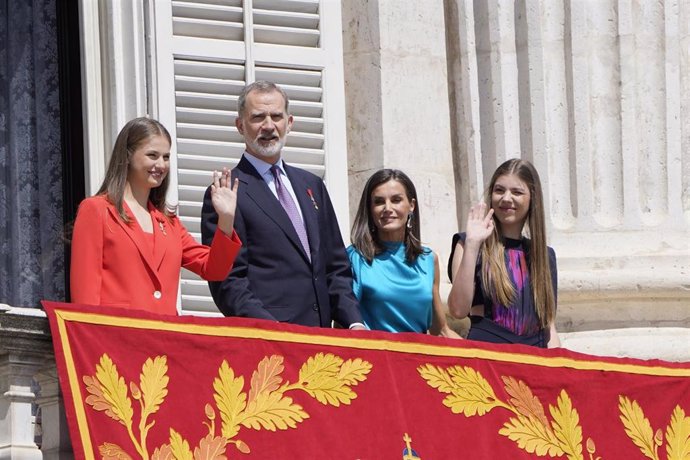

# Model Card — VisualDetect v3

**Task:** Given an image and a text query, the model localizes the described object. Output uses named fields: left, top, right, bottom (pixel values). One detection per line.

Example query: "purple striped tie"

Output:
left=271, top=165, right=311, bottom=260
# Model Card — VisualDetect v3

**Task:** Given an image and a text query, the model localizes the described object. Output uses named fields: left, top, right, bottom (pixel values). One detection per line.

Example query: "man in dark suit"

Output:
left=201, top=81, right=364, bottom=329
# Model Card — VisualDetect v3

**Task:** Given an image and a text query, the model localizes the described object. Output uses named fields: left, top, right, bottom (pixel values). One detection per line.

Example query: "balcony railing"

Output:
left=0, top=305, right=71, bottom=460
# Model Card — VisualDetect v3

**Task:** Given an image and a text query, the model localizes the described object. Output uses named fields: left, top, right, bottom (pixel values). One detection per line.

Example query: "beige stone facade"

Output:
left=342, top=0, right=690, bottom=342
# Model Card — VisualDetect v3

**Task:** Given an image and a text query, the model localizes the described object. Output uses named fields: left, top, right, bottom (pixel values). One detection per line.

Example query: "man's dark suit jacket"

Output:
left=201, top=155, right=363, bottom=327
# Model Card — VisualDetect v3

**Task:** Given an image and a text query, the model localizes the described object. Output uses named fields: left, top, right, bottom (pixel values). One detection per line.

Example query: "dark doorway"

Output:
left=57, top=0, right=85, bottom=300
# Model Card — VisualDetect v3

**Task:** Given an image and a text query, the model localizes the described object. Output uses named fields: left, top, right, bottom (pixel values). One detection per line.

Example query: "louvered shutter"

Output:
left=153, top=0, right=348, bottom=316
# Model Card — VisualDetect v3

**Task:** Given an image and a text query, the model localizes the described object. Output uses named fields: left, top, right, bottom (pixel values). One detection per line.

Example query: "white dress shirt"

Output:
left=243, top=152, right=305, bottom=222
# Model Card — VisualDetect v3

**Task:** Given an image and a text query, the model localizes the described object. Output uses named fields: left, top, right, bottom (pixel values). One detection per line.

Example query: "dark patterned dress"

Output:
left=448, top=233, right=557, bottom=347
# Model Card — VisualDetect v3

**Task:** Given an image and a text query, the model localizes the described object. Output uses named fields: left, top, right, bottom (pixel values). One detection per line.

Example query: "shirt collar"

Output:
left=243, top=151, right=285, bottom=178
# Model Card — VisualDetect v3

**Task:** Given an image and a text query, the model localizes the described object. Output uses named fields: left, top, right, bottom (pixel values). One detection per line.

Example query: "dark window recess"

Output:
left=56, top=0, right=85, bottom=300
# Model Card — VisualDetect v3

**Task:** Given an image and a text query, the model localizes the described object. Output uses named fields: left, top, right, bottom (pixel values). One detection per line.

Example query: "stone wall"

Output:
left=342, top=0, right=690, bottom=333
left=341, top=0, right=459, bottom=260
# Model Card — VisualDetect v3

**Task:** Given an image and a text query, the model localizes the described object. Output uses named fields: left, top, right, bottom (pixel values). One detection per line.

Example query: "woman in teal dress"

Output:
left=348, top=169, right=460, bottom=337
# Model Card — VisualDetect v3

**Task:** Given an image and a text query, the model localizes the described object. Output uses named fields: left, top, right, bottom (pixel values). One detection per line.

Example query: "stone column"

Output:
left=444, top=0, right=690, bottom=331
left=552, top=0, right=690, bottom=330
left=78, top=0, right=149, bottom=194
left=34, top=363, right=72, bottom=460
left=444, top=0, right=484, bottom=221
left=0, top=306, right=53, bottom=460
left=342, top=0, right=458, bottom=261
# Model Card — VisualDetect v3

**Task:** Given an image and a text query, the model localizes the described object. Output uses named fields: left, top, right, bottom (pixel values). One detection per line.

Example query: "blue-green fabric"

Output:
left=347, top=242, right=433, bottom=333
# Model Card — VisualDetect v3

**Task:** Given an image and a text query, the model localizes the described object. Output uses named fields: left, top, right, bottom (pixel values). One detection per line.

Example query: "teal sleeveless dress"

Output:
left=347, top=242, right=434, bottom=333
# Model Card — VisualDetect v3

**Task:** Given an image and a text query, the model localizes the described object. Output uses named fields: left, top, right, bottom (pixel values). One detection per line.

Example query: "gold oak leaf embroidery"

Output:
left=138, top=356, right=169, bottom=459
left=83, top=352, right=372, bottom=459
left=248, top=355, right=284, bottom=404
left=499, top=414, right=564, bottom=457
left=83, top=375, right=112, bottom=413
left=337, top=358, right=372, bottom=386
left=193, top=433, right=228, bottom=460
left=619, top=396, right=690, bottom=460
left=619, top=396, right=659, bottom=460
left=666, top=406, right=690, bottom=460
left=213, top=361, right=247, bottom=440
left=278, top=352, right=372, bottom=407
left=418, top=364, right=500, bottom=416
left=549, top=390, right=584, bottom=460
left=169, top=429, right=194, bottom=460
left=84, top=354, right=168, bottom=460
left=241, top=391, right=308, bottom=431
left=498, top=378, right=563, bottom=457
left=85, top=354, right=134, bottom=426
left=294, top=352, right=346, bottom=405
left=416, top=363, right=456, bottom=393
left=448, top=366, right=501, bottom=416
left=100, top=442, right=134, bottom=460
left=419, top=364, right=593, bottom=460
left=502, top=376, right=550, bottom=428
left=151, top=445, right=173, bottom=460
left=212, top=353, right=371, bottom=454
left=140, top=356, right=169, bottom=420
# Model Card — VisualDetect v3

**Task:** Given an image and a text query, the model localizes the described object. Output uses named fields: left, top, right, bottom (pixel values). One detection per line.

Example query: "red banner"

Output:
left=43, top=301, right=690, bottom=460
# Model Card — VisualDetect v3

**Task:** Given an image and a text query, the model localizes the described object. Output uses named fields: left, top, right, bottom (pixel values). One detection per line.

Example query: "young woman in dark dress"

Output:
left=447, top=159, right=560, bottom=348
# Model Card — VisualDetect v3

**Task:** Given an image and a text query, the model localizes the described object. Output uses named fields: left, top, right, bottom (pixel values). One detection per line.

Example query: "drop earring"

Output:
left=406, top=213, right=413, bottom=229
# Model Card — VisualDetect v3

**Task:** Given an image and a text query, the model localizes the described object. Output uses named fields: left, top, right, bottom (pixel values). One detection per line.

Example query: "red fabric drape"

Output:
left=43, top=301, right=690, bottom=460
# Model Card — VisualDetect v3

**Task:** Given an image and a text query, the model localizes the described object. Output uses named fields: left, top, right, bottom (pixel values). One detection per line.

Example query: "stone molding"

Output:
left=0, top=306, right=69, bottom=459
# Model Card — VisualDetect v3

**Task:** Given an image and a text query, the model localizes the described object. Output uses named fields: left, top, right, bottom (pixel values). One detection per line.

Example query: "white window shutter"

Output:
left=253, top=0, right=320, bottom=47
left=152, top=0, right=348, bottom=316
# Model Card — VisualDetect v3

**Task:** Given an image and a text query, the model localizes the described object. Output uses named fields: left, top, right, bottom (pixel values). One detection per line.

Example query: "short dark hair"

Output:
left=350, top=169, right=425, bottom=263
left=237, top=81, right=290, bottom=117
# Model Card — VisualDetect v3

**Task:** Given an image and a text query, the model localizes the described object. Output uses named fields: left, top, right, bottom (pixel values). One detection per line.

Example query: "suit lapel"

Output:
left=108, top=203, right=161, bottom=282
left=149, top=205, right=168, bottom=271
left=237, top=157, right=310, bottom=262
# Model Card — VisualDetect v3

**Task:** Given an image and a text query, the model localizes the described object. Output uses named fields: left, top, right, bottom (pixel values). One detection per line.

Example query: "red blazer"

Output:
left=70, top=195, right=241, bottom=315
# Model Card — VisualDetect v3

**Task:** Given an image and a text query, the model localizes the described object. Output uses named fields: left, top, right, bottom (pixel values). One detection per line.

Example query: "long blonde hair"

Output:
left=480, top=159, right=555, bottom=327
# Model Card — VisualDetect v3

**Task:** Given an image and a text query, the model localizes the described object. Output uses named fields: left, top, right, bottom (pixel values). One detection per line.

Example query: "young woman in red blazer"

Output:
left=70, top=117, right=241, bottom=315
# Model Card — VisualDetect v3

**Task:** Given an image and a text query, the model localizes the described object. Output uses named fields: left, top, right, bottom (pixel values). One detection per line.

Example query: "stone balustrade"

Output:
left=0, top=305, right=71, bottom=460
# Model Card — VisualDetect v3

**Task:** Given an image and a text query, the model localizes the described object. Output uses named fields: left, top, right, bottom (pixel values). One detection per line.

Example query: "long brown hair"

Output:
left=351, top=169, right=424, bottom=263
left=480, top=159, right=555, bottom=327
left=97, top=117, right=172, bottom=222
